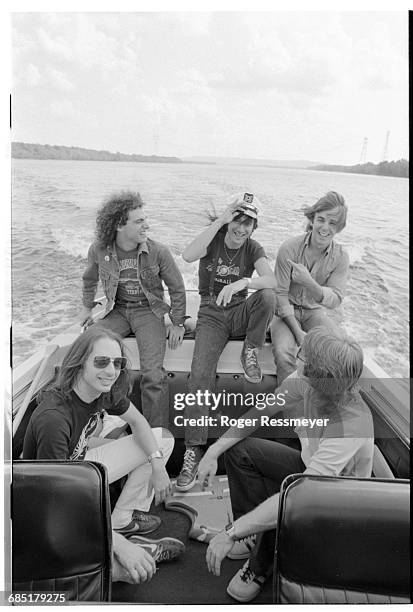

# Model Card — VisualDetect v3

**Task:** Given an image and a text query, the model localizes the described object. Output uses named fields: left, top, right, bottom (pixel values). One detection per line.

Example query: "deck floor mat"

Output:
left=111, top=502, right=273, bottom=604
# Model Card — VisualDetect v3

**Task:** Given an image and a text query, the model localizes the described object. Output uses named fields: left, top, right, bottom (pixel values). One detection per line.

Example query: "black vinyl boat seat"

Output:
left=12, top=461, right=112, bottom=602
left=274, top=474, right=410, bottom=604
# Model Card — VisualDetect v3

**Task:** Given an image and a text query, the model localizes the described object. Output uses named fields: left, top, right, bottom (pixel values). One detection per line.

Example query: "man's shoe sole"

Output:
left=242, top=372, right=263, bottom=384
left=175, top=478, right=197, bottom=492
left=226, top=583, right=262, bottom=603
left=115, top=515, right=161, bottom=537
left=129, top=535, right=185, bottom=562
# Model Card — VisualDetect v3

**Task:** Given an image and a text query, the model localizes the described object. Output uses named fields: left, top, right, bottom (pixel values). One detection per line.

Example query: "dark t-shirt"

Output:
left=22, top=389, right=129, bottom=460
left=198, top=230, right=266, bottom=299
left=115, top=245, right=149, bottom=306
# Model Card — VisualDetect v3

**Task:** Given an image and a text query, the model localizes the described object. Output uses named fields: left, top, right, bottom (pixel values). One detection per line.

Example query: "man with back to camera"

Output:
left=197, top=326, right=374, bottom=603
left=80, top=190, right=186, bottom=428
left=270, top=191, right=350, bottom=383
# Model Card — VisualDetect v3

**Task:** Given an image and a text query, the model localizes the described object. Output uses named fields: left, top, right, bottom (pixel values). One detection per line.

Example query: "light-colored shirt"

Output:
left=281, top=372, right=374, bottom=478
left=275, top=232, right=350, bottom=318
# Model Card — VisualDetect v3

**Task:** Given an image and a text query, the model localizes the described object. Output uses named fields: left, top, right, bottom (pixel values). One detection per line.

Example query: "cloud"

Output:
left=48, top=68, right=75, bottom=93
left=38, top=27, right=74, bottom=62
left=49, top=99, right=79, bottom=119
left=25, top=64, right=42, bottom=88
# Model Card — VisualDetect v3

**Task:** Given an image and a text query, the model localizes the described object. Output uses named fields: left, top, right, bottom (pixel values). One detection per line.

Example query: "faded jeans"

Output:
left=185, top=289, right=276, bottom=446
left=224, top=437, right=305, bottom=577
left=86, top=427, right=174, bottom=528
left=270, top=306, right=336, bottom=384
left=94, top=304, right=169, bottom=428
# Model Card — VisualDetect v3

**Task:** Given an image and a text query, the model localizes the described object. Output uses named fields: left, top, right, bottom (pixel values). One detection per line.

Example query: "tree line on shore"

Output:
left=313, top=159, right=408, bottom=178
left=11, top=142, right=183, bottom=164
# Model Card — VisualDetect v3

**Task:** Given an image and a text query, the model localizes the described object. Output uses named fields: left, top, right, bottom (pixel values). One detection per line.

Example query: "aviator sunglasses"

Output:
left=93, top=356, right=128, bottom=370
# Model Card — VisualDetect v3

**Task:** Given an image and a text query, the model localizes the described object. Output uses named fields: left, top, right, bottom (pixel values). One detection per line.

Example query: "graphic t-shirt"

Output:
left=22, top=389, right=130, bottom=460
left=198, top=230, right=266, bottom=299
left=115, top=246, right=149, bottom=306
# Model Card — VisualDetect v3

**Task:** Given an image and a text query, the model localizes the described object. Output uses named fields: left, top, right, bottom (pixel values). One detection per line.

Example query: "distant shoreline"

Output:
left=11, top=142, right=408, bottom=177
left=11, top=142, right=183, bottom=164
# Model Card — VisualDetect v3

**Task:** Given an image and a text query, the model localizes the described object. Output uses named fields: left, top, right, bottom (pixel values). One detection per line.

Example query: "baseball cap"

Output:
left=232, top=192, right=261, bottom=219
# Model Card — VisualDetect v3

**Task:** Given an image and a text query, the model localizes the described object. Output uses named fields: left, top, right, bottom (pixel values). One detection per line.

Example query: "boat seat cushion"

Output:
left=274, top=474, right=410, bottom=603
left=12, top=461, right=112, bottom=602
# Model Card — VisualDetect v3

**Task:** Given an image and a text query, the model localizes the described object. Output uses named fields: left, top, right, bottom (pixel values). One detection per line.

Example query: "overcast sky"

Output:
left=11, top=10, right=408, bottom=165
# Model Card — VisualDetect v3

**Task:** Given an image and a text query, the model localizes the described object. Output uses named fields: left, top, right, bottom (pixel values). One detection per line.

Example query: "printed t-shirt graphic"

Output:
left=115, top=246, right=149, bottom=305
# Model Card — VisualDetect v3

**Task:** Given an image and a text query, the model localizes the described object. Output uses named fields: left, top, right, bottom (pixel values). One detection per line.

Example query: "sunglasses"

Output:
left=93, top=356, right=127, bottom=370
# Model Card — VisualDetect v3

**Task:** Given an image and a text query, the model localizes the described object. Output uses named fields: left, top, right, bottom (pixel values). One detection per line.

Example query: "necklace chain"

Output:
left=223, top=241, right=241, bottom=265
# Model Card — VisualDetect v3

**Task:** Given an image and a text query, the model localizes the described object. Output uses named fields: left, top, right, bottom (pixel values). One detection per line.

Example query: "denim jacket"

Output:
left=82, top=238, right=186, bottom=325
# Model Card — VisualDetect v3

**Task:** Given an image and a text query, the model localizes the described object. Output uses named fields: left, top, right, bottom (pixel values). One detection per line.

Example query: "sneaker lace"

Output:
left=244, top=347, right=258, bottom=368
left=181, top=449, right=196, bottom=474
left=240, top=564, right=255, bottom=583
left=155, top=549, right=170, bottom=562
left=135, top=512, right=150, bottom=523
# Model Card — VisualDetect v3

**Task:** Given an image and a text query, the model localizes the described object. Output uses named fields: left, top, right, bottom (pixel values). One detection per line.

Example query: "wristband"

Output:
left=148, top=450, right=164, bottom=463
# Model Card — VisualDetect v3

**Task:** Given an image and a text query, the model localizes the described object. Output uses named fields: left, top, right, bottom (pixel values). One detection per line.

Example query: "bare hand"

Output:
left=148, top=463, right=172, bottom=505
left=216, top=279, right=247, bottom=306
left=198, top=449, right=218, bottom=490
left=79, top=307, right=94, bottom=328
left=287, top=260, right=314, bottom=288
left=166, top=324, right=185, bottom=350
left=218, top=199, right=240, bottom=225
left=114, top=533, right=156, bottom=583
left=206, top=531, right=235, bottom=576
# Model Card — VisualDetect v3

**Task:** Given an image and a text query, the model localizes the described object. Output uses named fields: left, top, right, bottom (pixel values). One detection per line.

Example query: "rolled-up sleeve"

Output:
left=274, top=243, right=295, bottom=317
left=304, top=437, right=365, bottom=477
left=82, top=243, right=100, bottom=309
left=158, top=246, right=186, bottom=325
left=320, top=250, right=349, bottom=309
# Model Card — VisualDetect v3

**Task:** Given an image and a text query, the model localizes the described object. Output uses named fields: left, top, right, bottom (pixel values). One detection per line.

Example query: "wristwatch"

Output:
left=225, top=521, right=237, bottom=541
left=148, top=450, right=164, bottom=463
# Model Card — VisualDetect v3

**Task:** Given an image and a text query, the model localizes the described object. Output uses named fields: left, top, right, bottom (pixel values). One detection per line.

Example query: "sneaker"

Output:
left=115, top=511, right=161, bottom=537
left=128, top=535, right=185, bottom=563
left=226, top=560, right=266, bottom=603
left=175, top=446, right=204, bottom=491
left=227, top=534, right=257, bottom=560
left=241, top=340, right=262, bottom=384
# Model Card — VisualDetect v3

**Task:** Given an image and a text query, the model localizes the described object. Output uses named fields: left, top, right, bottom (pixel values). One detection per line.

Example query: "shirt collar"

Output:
left=110, top=240, right=149, bottom=254
left=305, top=231, right=335, bottom=256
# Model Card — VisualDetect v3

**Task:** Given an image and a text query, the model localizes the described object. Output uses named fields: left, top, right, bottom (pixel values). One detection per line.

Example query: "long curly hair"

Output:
left=41, top=327, right=130, bottom=406
left=95, top=191, right=145, bottom=248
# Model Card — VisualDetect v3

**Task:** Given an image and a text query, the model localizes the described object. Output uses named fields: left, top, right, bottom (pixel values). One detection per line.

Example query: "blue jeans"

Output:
left=225, top=437, right=305, bottom=576
left=94, top=305, right=169, bottom=428
left=270, top=307, right=336, bottom=384
left=185, top=289, right=276, bottom=445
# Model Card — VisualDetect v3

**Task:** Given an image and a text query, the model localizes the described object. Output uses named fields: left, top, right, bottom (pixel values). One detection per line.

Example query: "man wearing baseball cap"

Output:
left=176, top=193, right=277, bottom=491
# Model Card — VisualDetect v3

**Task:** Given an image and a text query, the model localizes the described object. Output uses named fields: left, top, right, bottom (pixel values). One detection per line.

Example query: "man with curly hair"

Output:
left=270, top=191, right=350, bottom=384
left=80, top=191, right=186, bottom=428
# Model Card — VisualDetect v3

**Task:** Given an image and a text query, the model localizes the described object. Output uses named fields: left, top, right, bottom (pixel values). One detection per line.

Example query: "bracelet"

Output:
left=148, top=450, right=164, bottom=463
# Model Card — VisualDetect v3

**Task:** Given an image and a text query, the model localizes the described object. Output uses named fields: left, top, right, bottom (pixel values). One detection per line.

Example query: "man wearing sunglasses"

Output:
left=80, top=190, right=186, bottom=429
